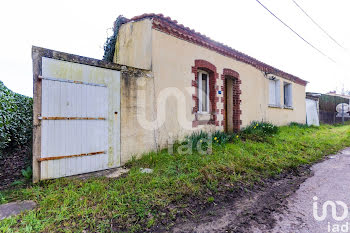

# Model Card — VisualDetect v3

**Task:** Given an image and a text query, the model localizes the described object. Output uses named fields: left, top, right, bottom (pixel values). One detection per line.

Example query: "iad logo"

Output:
left=313, top=196, right=349, bottom=232
left=313, top=196, right=348, bottom=221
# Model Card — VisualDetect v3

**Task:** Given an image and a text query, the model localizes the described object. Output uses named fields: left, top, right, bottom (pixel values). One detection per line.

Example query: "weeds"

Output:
left=11, top=180, right=25, bottom=187
left=184, top=131, right=211, bottom=151
left=0, top=192, right=6, bottom=204
left=240, top=121, right=278, bottom=141
left=212, top=131, right=233, bottom=145
left=289, top=122, right=309, bottom=128
left=179, top=130, right=232, bottom=153
left=21, top=166, right=32, bottom=181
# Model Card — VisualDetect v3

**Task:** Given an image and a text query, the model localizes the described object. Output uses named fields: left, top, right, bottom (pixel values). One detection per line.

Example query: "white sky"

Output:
left=0, top=0, right=349, bottom=97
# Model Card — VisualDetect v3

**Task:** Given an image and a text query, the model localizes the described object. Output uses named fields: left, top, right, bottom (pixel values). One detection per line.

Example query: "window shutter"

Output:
left=269, top=80, right=275, bottom=105
left=275, top=80, right=280, bottom=106
left=284, top=83, right=292, bottom=107
left=197, top=71, right=210, bottom=112
left=201, top=74, right=208, bottom=112
left=288, top=84, right=293, bottom=107
left=198, top=72, right=202, bottom=112
left=284, top=84, right=288, bottom=106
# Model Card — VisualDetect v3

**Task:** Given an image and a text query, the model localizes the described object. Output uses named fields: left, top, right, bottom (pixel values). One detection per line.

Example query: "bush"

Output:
left=240, top=121, right=278, bottom=141
left=0, top=81, right=33, bottom=157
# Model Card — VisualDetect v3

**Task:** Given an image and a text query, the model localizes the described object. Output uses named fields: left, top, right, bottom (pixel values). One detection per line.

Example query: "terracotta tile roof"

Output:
left=127, top=13, right=307, bottom=86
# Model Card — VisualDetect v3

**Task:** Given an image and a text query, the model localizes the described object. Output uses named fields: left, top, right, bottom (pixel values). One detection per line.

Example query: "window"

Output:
left=269, top=78, right=280, bottom=107
left=284, top=82, right=293, bottom=107
left=198, top=71, right=209, bottom=113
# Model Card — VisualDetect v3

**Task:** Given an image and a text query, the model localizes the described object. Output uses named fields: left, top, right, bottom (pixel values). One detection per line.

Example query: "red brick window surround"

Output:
left=191, top=60, right=219, bottom=127
left=221, top=68, right=242, bottom=132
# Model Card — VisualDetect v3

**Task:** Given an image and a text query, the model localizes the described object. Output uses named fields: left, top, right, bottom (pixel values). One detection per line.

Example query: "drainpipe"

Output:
left=342, top=103, right=345, bottom=124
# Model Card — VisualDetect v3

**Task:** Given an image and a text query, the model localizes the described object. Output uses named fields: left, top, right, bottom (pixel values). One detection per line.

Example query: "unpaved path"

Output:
left=170, top=164, right=311, bottom=233
left=170, top=148, right=350, bottom=233
left=269, top=147, right=350, bottom=233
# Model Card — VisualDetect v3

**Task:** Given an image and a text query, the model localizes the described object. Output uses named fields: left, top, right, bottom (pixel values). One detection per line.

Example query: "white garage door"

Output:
left=40, top=77, right=109, bottom=179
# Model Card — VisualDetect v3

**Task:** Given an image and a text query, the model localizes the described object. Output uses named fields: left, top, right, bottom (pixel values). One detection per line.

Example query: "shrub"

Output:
left=240, top=121, right=278, bottom=141
left=0, top=81, right=33, bottom=157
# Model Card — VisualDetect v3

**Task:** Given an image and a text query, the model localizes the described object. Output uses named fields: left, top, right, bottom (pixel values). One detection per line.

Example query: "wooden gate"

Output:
left=32, top=47, right=121, bottom=181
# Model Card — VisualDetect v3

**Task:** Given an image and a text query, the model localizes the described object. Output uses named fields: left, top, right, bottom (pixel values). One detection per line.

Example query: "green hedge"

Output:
left=0, top=81, right=32, bottom=157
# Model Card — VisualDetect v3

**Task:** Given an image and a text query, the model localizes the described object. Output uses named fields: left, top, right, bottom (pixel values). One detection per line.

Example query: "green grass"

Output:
left=1, top=124, right=350, bottom=232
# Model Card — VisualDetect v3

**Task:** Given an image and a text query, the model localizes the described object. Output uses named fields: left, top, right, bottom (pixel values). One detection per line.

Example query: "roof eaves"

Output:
left=128, top=14, right=308, bottom=86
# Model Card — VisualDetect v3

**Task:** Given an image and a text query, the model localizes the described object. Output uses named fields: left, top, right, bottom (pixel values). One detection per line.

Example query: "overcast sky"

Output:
left=1, top=0, right=349, bottom=97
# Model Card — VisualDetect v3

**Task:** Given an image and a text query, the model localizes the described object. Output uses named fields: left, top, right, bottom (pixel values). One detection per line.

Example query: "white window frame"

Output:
left=198, top=70, right=210, bottom=113
left=283, top=82, right=293, bottom=108
left=268, top=77, right=281, bottom=107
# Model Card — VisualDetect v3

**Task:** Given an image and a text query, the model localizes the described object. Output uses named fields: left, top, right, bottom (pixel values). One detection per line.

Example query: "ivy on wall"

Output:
left=0, top=81, right=33, bottom=157
left=103, top=15, right=128, bottom=62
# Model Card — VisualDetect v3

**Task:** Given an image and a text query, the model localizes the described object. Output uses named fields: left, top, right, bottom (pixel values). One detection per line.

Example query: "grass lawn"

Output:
left=1, top=124, right=350, bottom=232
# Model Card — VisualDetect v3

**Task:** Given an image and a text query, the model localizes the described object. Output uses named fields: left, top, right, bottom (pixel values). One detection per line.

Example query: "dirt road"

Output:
left=270, top=147, right=350, bottom=233
left=170, top=148, right=350, bottom=233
